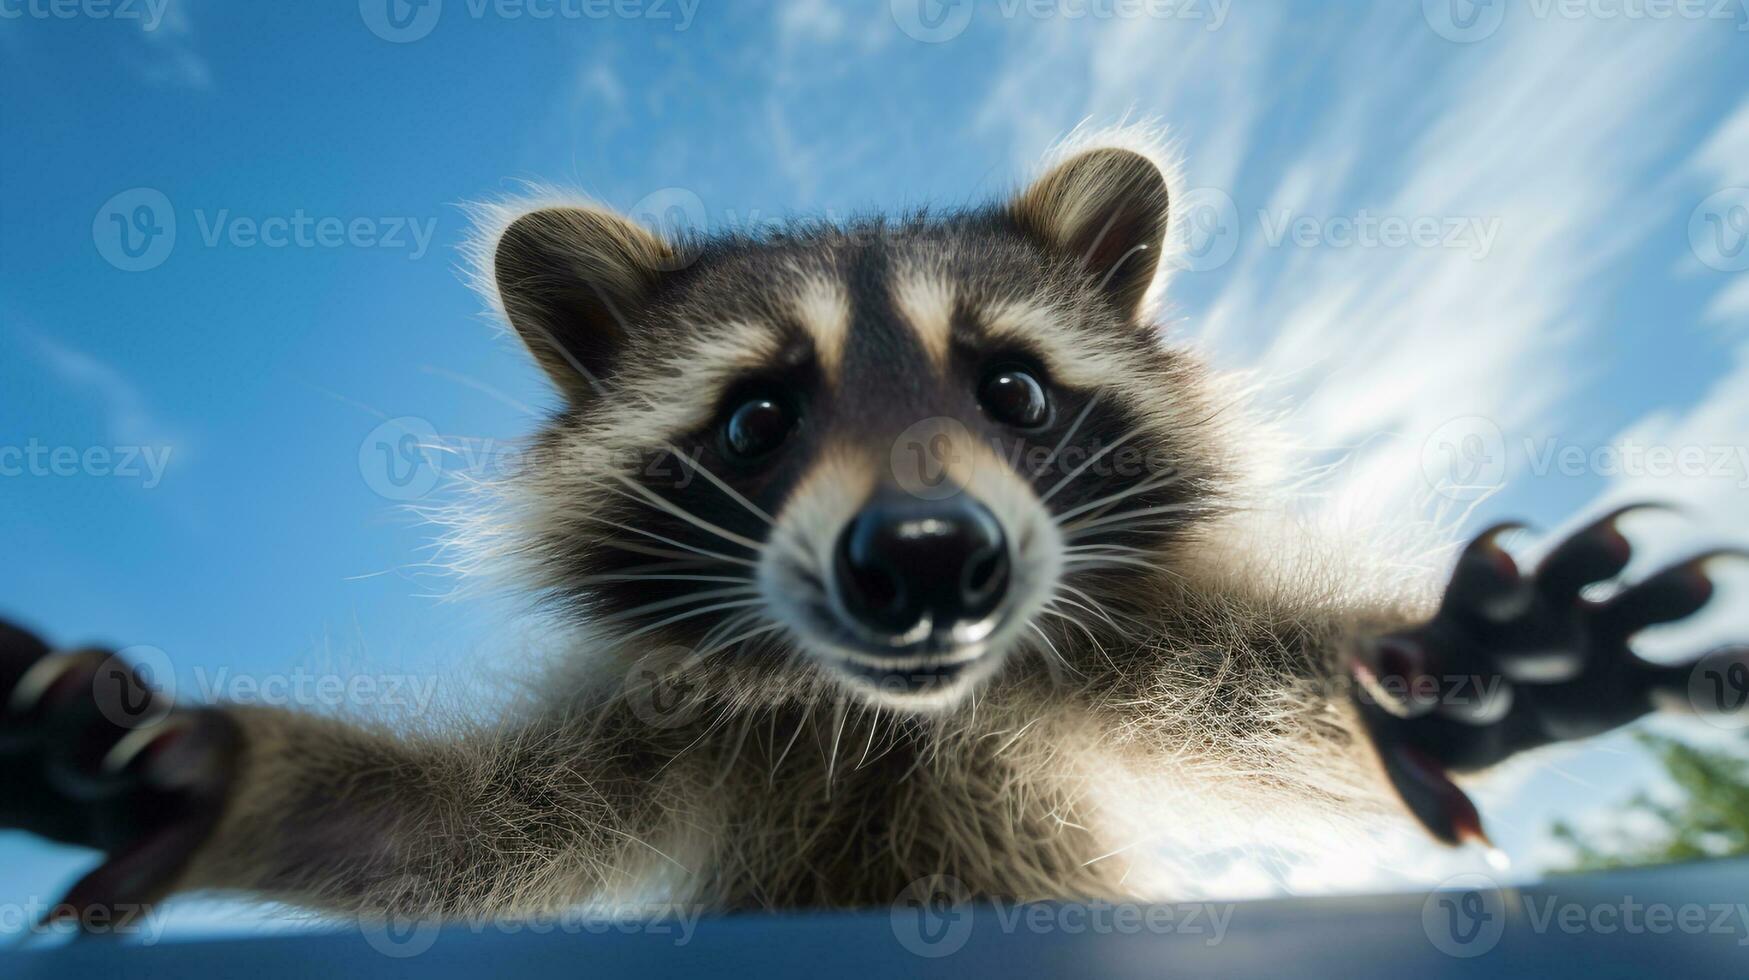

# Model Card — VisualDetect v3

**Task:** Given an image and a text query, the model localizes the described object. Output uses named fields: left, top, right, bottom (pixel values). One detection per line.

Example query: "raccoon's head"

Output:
left=485, top=142, right=1231, bottom=711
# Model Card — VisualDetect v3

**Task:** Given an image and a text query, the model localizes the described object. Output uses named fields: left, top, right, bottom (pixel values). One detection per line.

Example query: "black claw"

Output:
left=1355, top=509, right=1743, bottom=846
left=1440, top=523, right=1525, bottom=621
left=2, top=637, right=241, bottom=923
left=1591, top=551, right=1737, bottom=643
left=1535, top=508, right=1641, bottom=605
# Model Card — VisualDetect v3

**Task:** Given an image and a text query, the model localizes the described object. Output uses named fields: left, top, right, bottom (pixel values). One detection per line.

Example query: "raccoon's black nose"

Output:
left=833, top=494, right=1010, bottom=642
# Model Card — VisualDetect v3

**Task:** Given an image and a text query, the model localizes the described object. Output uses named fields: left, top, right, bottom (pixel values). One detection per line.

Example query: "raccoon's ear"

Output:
left=1009, top=147, right=1170, bottom=321
left=492, top=206, right=673, bottom=401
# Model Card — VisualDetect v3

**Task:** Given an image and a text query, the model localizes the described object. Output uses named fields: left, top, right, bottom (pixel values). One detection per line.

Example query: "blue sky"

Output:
left=2, top=0, right=1747, bottom=936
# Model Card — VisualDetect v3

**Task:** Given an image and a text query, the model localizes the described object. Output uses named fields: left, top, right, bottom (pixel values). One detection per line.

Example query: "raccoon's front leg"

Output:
left=1349, top=507, right=1747, bottom=845
left=1, top=620, right=662, bottom=925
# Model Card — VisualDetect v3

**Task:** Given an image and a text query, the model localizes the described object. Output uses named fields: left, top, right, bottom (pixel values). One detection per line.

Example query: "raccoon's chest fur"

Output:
left=622, top=695, right=1178, bottom=910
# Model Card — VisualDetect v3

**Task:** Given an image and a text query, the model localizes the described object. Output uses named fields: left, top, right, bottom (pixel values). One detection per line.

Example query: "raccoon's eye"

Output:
left=978, top=366, right=1051, bottom=430
left=721, top=392, right=796, bottom=461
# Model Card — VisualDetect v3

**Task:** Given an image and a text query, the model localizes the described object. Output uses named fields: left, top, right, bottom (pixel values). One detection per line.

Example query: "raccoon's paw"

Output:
left=0, top=619, right=239, bottom=932
left=1349, top=507, right=1747, bottom=846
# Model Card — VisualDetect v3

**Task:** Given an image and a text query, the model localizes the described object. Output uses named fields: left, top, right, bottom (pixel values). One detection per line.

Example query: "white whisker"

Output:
left=1039, top=423, right=1148, bottom=505
left=592, top=586, right=761, bottom=628
left=1052, top=470, right=1186, bottom=526
left=613, top=599, right=766, bottom=642
left=576, top=573, right=756, bottom=587
left=603, top=473, right=765, bottom=551
left=555, top=510, right=759, bottom=568
left=659, top=442, right=775, bottom=527
left=1030, top=392, right=1101, bottom=482
left=1063, top=500, right=1199, bottom=536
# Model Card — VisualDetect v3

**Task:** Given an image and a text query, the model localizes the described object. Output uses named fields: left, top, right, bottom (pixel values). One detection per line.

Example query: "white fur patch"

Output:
left=791, top=276, right=852, bottom=380
left=981, top=298, right=1135, bottom=391
left=601, top=320, right=786, bottom=453
left=890, top=265, right=955, bottom=366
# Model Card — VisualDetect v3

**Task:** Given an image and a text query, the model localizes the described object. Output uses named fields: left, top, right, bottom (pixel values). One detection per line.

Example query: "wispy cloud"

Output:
left=26, top=332, right=191, bottom=460
left=0, top=0, right=210, bottom=86
left=1687, top=95, right=1749, bottom=328
left=976, top=12, right=1734, bottom=536
left=1704, top=275, right=1749, bottom=325
left=957, top=9, right=1745, bottom=890
left=135, top=0, right=210, bottom=88
left=1569, top=95, right=1749, bottom=588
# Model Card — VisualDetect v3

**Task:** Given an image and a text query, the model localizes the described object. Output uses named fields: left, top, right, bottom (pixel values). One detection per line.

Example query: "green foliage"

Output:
left=1551, top=731, right=1749, bottom=873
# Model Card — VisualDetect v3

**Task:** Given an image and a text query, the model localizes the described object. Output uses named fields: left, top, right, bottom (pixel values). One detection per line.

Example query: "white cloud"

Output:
left=27, top=332, right=190, bottom=460
left=577, top=62, right=626, bottom=112
left=1704, top=275, right=1749, bottom=325
left=961, top=10, right=1745, bottom=893
left=1687, top=96, right=1749, bottom=328
left=972, top=14, right=1732, bottom=538
left=776, top=0, right=848, bottom=47
left=134, top=0, right=211, bottom=89
left=1689, top=94, right=1749, bottom=187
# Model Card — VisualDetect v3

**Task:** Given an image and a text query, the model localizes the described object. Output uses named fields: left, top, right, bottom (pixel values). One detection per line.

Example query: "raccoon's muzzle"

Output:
left=831, top=490, right=1011, bottom=657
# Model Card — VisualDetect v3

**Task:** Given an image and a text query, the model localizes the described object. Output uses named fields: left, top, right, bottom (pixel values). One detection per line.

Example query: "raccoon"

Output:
left=2, top=130, right=1738, bottom=924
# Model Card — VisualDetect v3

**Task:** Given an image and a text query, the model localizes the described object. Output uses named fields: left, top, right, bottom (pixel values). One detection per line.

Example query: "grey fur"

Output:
left=170, top=130, right=1438, bottom=919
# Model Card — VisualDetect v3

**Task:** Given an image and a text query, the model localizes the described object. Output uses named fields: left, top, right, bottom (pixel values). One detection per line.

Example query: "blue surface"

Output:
left=6, top=860, right=1747, bottom=978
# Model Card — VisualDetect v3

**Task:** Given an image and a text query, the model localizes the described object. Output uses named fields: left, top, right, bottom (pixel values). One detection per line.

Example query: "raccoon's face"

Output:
left=488, top=146, right=1226, bottom=711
